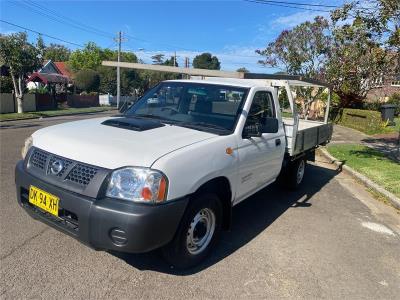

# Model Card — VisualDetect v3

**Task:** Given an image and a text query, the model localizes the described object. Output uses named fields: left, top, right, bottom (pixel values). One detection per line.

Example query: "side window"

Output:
left=246, top=91, right=275, bottom=127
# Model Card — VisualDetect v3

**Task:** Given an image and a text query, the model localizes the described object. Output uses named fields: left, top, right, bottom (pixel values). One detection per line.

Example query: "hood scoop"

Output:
left=101, top=117, right=165, bottom=131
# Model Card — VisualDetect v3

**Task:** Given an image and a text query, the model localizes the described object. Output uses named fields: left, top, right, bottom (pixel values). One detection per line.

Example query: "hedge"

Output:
left=331, top=108, right=384, bottom=134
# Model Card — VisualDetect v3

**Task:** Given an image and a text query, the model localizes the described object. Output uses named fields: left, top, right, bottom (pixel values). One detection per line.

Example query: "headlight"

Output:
left=21, top=136, right=33, bottom=159
left=106, top=167, right=168, bottom=203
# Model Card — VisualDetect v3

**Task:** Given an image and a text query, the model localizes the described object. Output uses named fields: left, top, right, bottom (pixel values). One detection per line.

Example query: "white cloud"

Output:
left=272, top=11, right=328, bottom=28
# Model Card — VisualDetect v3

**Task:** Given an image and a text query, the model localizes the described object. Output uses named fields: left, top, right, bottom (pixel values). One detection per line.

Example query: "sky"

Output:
left=0, top=0, right=345, bottom=73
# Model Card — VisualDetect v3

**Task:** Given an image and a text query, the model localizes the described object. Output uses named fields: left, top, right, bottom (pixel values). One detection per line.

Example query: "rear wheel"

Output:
left=285, top=157, right=307, bottom=189
left=162, top=193, right=222, bottom=269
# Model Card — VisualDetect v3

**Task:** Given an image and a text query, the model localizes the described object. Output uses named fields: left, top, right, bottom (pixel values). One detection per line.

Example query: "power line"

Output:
left=10, top=0, right=114, bottom=39
left=245, top=0, right=371, bottom=13
left=27, top=0, right=113, bottom=38
left=246, top=0, right=338, bottom=9
left=0, top=20, right=84, bottom=47
left=8, top=0, right=264, bottom=59
left=243, top=0, right=332, bottom=13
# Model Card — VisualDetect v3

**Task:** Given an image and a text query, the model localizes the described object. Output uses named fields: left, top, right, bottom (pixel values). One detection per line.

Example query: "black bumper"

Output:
left=15, top=160, right=188, bottom=253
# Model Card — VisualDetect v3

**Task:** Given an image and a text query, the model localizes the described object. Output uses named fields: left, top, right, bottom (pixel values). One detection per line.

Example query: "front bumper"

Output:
left=15, top=160, right=188, bottom=253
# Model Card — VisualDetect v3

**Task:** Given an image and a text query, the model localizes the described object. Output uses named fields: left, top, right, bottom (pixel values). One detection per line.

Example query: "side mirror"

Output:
left=243, top=117, right=279, bottom=138
left=243, top=123, right=262, bottom=138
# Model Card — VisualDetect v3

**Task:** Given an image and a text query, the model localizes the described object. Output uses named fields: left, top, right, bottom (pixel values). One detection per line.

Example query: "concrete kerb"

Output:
left=318, top=147, right=400, bottom=210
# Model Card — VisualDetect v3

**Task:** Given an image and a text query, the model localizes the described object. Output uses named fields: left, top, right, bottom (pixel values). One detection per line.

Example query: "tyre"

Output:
left=162, top=193, right=222, bottom=269
left=286, top=157, right=306, bottom=189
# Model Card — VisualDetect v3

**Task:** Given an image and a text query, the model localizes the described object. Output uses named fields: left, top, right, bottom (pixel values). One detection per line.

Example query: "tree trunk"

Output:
left=17, top=76, right=24, bottom=113
left=16, top=96, right=24, bottom=113
left=10, top=72, right=24, bottom=113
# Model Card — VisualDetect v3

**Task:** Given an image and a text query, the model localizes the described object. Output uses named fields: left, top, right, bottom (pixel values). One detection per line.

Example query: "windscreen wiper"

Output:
left=178, top=121, right=229, bottom=133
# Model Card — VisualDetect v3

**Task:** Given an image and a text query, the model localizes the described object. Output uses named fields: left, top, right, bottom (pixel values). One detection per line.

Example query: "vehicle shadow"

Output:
left=111, top=162, right=338, bottom=275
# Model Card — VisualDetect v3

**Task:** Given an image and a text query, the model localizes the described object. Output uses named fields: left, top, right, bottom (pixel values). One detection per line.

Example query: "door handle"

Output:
left=275, top=138, right=281, bottom=146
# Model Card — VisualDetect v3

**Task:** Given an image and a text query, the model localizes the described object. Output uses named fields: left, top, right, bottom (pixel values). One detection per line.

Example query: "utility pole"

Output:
left=173, top=51, right=176, bottom=67
left=185, top=57, right=190, bottom=79
left=115, top=31, right=122, bottom=110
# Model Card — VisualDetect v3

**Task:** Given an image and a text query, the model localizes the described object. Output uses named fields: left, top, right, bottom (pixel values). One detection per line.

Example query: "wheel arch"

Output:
left=193, top=176, right=232, bottom=230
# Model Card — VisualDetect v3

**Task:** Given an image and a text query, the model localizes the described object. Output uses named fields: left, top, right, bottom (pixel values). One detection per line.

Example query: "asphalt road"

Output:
left=1, top=113, right=399, bottom=299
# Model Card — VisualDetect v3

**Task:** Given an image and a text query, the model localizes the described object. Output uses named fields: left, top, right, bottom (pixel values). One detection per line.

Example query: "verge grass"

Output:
left=327, top=144, right=400, bottom=198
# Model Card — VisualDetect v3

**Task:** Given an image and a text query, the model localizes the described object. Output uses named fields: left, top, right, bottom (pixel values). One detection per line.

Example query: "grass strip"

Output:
left=327, top=144, right=400, bottom=198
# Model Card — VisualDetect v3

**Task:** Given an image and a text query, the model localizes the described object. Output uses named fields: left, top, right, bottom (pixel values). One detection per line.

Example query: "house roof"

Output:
left=54, top=62, right=71, bottom=78
left=28, top=72, right=70, bottom=84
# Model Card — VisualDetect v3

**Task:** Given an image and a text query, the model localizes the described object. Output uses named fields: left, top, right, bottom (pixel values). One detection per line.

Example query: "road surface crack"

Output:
left=0, top=228, right=50, bottom=261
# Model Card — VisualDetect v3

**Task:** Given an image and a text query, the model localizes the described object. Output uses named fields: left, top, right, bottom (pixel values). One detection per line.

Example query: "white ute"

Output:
left=16, top=66, right=332, bottom=269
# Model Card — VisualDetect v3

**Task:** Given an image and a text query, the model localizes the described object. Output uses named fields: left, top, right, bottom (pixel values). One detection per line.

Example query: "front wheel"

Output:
left=162, top=193, right=222, bottom=269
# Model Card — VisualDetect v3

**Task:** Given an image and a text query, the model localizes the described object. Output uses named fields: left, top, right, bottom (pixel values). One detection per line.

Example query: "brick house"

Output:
left=366, top=53, right=400, bottom=102
left=366, top=74, right=400, bottom=102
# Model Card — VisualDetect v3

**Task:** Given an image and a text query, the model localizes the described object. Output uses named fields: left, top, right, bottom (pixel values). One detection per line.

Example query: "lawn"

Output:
left=327, top=144, right=400, bottom=198
left=0, top=107, right=116, bottom=121
left=379, top=117, right=400, bottom=134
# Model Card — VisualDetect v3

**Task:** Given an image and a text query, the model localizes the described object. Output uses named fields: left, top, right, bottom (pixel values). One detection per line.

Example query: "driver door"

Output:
left=235, top=90, right=285, bottom=203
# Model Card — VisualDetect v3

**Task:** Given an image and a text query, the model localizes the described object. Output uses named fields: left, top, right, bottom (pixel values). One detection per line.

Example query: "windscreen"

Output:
left=126, top=82, right=249, bottom=132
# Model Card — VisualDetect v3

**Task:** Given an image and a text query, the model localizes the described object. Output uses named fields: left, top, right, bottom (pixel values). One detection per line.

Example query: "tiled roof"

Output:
left=54, top=62, right=72, bottom=78
left=28, top=72, right=70, bottom=84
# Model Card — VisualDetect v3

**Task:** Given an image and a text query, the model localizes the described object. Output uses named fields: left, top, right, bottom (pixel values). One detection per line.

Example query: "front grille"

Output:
left=30, top=149, right=47, bottom=170
left=47, top=156, right=73, bottom=177
left=27, top=148, right=101, bottom=187
left=66, top=164, right=98, bottom=186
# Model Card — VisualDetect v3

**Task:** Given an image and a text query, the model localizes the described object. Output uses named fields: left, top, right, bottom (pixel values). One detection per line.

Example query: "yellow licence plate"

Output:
left=29, top=186, right=59, bottom=217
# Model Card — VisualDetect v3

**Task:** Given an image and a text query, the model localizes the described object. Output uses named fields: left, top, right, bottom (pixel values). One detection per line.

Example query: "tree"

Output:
left=278, top=87, right=290, bottom=109
left=328, top=0, right=399, bottom=106
left=98, top=66, right=141, bottom=96
left=44, top=43, right=71, bottom=61
left=256, top=17, right=330, bottom=77
left=192, top=53, right=221, bottom=70
left=256, top=17, right=330, bottom=115
left=164, top=56, right=178, bottom=67
left=0, top=32, right=42, bottom=113
left=74, top=69, right=100, bottom=93
left=151, top=54, right=165, bottom=65
left=0, top=76, right=14, bottom=93
left=36, top=35, right=45, bottom=59
left=97, top=51, right=139, bottom=95
left=331, top=0, right=399, bottom=50
left=325, top=22, right=390, bottom=107
left=236, top=67, right=249, bottom=73
left=68, top=42, right=103, bottom=71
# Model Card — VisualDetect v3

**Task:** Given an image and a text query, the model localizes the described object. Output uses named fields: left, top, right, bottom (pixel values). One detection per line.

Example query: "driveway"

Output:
left=1, top=114, right=399, bottom=299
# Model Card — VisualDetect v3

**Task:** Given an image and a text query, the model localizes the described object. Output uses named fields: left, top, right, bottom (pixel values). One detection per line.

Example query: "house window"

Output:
left=391, top=81, right=400, bottom=87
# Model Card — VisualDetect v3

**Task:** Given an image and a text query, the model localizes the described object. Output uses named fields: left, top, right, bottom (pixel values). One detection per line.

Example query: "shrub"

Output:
left=0, top=76, right=13, bottom=93
left=387, top=92, right=400, bottom=116
left=332, top=108, right=385, bottom=134
left=362, top=100, right=382, bottom=112
left=74, top=69, right=100, bottom=93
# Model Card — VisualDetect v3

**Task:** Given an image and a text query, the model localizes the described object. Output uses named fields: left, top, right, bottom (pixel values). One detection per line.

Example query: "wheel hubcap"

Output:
left=297, top=160, right=305, bottom=184
left=186, top=208, right=216, bottom=255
